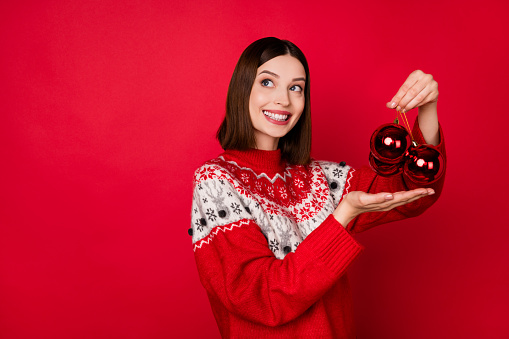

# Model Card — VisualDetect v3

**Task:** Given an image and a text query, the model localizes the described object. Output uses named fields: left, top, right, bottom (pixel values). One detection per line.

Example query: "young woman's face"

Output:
left=249, top=54, right=306, bottom=150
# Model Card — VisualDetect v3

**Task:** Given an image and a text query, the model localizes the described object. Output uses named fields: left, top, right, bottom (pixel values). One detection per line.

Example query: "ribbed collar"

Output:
left=221, top=149, right=286, bottom=176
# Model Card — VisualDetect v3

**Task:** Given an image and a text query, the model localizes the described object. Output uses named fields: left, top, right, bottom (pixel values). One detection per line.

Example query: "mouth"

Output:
left=262, top=110, right=291, bottom=122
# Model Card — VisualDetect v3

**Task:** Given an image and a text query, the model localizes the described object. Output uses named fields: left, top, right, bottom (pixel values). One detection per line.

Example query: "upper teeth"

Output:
left=263, top=111, right=289, bottom=121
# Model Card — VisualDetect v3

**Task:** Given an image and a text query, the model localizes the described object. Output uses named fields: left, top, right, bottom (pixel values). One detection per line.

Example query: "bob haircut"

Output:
left=216, top=37, right=311, bottom=165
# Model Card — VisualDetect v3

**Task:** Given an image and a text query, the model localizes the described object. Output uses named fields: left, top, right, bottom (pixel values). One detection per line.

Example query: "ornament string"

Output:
left=397, top=110, right=415, bottom=144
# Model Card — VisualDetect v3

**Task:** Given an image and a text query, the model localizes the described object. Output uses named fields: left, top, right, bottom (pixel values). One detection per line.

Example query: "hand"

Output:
left=386, top=70, right=439, bottom=113
left=332, top=188, right=435, bottom=227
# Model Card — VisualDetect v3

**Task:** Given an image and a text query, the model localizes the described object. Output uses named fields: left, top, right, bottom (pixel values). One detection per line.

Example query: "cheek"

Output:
left=250, top=90, right=268, bottom=108
left=295, top=96, right=305, bottom=116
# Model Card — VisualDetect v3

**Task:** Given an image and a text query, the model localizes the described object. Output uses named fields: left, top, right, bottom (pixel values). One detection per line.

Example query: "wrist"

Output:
left=417, top=102, right=439, bottom=145
left=332, top=199, right=357, bottom=228
left=418, top=101, right=437, bottom=116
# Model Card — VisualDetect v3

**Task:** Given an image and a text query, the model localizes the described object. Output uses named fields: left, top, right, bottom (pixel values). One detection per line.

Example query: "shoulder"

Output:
left=193, top=155, right=236, bottom=186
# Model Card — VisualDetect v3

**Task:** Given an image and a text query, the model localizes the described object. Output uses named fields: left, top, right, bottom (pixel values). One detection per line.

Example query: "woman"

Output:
left=189, top=37, right=445, bottom=338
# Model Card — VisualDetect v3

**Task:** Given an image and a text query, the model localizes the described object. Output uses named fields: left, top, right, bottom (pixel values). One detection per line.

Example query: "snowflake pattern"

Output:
left=255, top=181, right=263, bottom=192
left=267, top=186, right=274, bottom=198
left=231, top=202, right=242, bottom=214
left=279, top=187, right=288, bottom=200
left=241, top=172, right=250, bottom=184
left=294, top=178, right=304, bottom=188
left=206, top=208, right=217, bottom=221
left=333, top=168, right=343, bottom=178
left=195, top=219, right=205, bottom=232
left=269, top=239, right=279, bottom=253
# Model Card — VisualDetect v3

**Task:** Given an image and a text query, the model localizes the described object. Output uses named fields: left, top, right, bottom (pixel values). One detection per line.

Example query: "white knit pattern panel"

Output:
left=191, top=160, right=351, bottom=259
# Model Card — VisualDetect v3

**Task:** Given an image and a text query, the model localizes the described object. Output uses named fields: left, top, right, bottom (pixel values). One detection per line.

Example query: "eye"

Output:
left=290, top=85, right=303, bottom=92
left=261, top=79, right=274, bottom=87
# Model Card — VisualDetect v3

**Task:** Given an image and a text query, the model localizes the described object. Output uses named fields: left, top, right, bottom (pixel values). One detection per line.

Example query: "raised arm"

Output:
left=332, top=70, right=445, bottom=232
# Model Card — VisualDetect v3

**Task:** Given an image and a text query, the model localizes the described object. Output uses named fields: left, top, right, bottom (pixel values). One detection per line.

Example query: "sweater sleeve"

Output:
left=190, top=166, right=362, bottom=327
left=343, top=117, right=446, bottom=233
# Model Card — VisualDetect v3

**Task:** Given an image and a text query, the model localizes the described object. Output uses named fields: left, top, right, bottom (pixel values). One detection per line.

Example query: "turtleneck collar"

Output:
left=222, top=149, right=285, bottom=176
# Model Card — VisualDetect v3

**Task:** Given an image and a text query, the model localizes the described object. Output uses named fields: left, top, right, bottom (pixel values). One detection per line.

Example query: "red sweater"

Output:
left=190, top=120, right=445, bottom=338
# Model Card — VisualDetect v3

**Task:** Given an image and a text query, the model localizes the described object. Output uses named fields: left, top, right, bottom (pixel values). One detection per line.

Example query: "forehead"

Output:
left=257, top=55, right=306, bottom=79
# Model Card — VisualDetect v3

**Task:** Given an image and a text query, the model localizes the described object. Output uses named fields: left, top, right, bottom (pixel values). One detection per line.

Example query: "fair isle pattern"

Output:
left=194, top=159, right=333, bottom=223
left=193, top=219, right=252, bottom=252
left=191, top=157, right=351, bottom=259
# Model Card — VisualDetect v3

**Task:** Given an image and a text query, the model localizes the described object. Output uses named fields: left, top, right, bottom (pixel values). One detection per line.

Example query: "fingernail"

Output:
left=428, top=190, right=435, bottom=195
left=390, top=102, right=397, bottom=108
left=385, top=194, right=393, bottom=200
left=396, top=106, right=401, bottom=112
left=402, top=108, right=406, bottom=114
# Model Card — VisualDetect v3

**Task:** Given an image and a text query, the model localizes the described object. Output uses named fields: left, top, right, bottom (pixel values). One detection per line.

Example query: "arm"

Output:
left=337, top=70, right=445, bottom=233
left=191, top=169, right=362, bottom=327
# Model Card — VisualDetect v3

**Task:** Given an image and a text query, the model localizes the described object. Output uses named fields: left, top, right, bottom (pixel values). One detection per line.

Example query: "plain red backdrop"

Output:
left=1, top=0, right=508, bottom=338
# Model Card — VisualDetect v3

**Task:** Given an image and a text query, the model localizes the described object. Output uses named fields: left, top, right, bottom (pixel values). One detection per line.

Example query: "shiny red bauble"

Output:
left=369, top=152, right=403, bottom=176
left=369, top=122, right=444, bottom=184
left=370, top=123, right=412, bottom=164
left=404, top=144, right=445, bottom=185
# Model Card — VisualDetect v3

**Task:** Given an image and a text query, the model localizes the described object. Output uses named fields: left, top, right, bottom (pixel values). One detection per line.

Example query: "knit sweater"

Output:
left=190, top=119, right=445, bottom=338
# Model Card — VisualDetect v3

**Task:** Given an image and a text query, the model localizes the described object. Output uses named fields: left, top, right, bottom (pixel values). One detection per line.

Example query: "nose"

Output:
left=274, top=88, right=290, bottom=106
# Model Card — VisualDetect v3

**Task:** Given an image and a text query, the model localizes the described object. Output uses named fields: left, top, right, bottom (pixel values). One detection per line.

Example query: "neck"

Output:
left=254, top=132, right=279, bottom=150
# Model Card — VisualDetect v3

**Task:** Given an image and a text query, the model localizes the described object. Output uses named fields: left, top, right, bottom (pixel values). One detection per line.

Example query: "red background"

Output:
left=1, top=0, right=508, bottom=338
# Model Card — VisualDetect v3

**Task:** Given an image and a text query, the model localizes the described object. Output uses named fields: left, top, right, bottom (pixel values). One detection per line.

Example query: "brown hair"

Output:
left=216, top=37, right=311, bottom=165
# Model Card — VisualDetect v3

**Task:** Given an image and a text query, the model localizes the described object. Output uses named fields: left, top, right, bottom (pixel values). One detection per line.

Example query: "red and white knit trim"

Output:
left=341, top=168, right=355, bottom=200
left=193, top=219, right=252, bottom=252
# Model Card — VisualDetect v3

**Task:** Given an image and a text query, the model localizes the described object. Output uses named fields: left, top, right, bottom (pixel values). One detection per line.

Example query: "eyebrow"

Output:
left=258, top=70, right=306, bottom=82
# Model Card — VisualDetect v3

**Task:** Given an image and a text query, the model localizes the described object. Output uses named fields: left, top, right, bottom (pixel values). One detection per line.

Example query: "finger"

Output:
left=353, top=188, right=434, bottom=212
left=398, top=77, right=431, bottom=112
left=391, top=188, right=431, bottom=201
left=392, top=187, right=428, bottom=196
left=376, top=196, right=426, bottom=211
left=401, top=76, right=437, bottom=111
left=362, top=188, right=429, bottom=207
left=404, top=86, right=438, bottom=111
left=372, top=189, right=434, bottom=211
left=387, top=71, right=423, bottom=109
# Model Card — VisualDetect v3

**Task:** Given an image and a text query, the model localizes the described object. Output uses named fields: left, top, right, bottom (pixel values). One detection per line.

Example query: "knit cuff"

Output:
left=304, top=214, right=363, bottom=277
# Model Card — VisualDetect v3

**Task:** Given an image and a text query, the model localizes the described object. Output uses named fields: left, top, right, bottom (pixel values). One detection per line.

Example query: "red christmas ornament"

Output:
left=370, top=123, right=412, bottom=164
left=369, top=152, right=403, bottom=177
left=403, top=144, right=445, bottom=185
left=369, top=112, right=444, bottom=184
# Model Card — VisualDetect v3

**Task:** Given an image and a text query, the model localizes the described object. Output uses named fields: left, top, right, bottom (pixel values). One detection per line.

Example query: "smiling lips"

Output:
left=262, top=110, right=291, bottom=125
